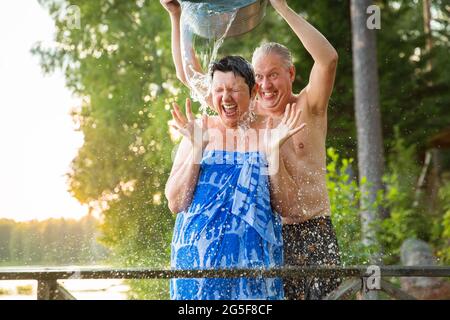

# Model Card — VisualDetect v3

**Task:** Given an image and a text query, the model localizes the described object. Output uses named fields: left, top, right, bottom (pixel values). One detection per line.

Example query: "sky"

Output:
left=0, top=1, right=87, bottom=222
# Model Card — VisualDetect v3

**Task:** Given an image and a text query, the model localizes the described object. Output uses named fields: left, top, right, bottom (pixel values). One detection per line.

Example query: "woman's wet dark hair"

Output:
left=210, top=56, right=255, bottom=94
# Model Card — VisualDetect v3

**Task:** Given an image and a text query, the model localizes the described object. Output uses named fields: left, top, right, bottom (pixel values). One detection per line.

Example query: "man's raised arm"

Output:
left=270, top=0, right=338, bottom=115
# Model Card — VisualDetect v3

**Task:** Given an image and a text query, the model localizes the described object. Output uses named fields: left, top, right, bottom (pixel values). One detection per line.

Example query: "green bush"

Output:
left=328, top=127, right=448, bottom=266
left=330, top=126, right=439, bottom=265
left=436, top=182, right=450, bottom=264
left=126, top=279, right=170, bottom=300
left=377, top=128, right=437, bottom=263
left=327, top=147, right=373, bottom=265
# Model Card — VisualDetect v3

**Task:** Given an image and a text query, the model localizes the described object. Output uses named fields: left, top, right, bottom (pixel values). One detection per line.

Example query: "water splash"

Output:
left=180, top=2, right=238, bottom=113
left=180, top=1, right=262, bottom=138
left=237, top=98, right=257, bottom=137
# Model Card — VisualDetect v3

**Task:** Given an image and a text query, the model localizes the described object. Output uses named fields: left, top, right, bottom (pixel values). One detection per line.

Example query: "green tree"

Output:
left=33, top=0, right=188, bottom=298
left=21, top=221, right=43, bottom=264
left=9, top=224, right=25, bottom=263
left=33, top=0, right=450, bottom=299
left=1, top=217, right=110, bottom=266
left=378, top=127, right=432, bottom=263
left=0, top=219, right=14, bottom=262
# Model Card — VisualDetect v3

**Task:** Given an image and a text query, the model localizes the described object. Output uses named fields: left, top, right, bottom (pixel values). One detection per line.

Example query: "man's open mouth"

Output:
left=261, top=91, right=278, bottom=100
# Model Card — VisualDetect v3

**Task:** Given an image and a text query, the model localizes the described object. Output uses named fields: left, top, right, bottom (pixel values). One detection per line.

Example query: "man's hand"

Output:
left=160, top=0, right=181, bottom=16
left=264, top=103, right=306, bottom=154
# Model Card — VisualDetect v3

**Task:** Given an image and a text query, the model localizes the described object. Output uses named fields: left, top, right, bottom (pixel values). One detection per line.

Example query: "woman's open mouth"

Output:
left=222, top=103, right=238, bottom=117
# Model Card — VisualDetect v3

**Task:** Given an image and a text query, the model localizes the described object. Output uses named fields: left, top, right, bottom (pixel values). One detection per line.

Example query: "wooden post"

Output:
left=37, top=279, right=58, bottom=300
left=422, top=0, right=433, bottom=73
left=380, top=279, right=417, bottom=300
left=324, top=278, right=362, bottom=300
left=37, top=279, right=76, bottom=300
left=350, top=0, right=385, bottom=299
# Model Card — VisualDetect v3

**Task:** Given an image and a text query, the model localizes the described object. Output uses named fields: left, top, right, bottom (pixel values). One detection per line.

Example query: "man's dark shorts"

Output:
left=282, top=216, right=341, bottom=300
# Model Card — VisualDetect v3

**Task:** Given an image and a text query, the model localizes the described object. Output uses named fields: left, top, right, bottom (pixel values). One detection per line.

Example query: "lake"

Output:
left=0, top=266, right=130, bottom=300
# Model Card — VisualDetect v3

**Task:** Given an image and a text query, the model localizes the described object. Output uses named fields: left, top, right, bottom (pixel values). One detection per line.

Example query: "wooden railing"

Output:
left=1, top=266, right=449, bottom=300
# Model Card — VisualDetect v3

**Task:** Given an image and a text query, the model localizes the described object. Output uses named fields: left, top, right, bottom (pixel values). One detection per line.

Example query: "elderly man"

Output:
left=161, top=0, right=341, bottom=300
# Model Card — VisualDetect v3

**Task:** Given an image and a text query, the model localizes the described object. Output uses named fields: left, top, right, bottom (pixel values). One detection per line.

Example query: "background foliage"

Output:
left=26, top=0, right=450, bottom=298
left=0, top=215, right=109, bottom=266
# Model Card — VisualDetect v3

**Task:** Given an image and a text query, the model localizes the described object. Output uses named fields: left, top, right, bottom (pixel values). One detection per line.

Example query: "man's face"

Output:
left=253, top=53, right=294, bottom=116
left=211, top=71, right=251, bottom=128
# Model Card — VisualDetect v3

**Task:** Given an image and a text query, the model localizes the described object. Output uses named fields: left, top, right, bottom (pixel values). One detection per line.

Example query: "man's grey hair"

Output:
left=252, top=42, right=293, bottom=69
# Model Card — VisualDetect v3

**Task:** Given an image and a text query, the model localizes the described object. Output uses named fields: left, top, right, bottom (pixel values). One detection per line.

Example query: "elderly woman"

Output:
left=165, top=56, right=305, bottom=300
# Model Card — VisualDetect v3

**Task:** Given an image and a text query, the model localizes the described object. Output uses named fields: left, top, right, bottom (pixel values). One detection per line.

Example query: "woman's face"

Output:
left=211, top=71, right=252, bottom=129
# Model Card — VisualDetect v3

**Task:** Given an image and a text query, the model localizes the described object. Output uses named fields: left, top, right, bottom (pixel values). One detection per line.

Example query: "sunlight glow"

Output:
left=0, top=1, right=87, bottom=222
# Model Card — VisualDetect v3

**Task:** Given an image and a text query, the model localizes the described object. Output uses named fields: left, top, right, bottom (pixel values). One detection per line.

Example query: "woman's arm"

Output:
left=164, top=99, right=208, bottom=213
left=160, top=1, right=186, bottom=84
left=165, top=137, right=204, bottom=213
left=160, top=0, right=205, bottom=87
left=161, top=1, right=212, bottom=107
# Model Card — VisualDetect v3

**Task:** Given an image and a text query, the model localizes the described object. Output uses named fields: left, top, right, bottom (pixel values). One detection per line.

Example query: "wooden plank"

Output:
left=37, top=279, right=58, bottom=300
left=2, top=266, right=450, bottom=281
left=380, top=279, right=417, bottom=300
left=361, top=276, right=380, bottom=300
left=37, top=280, right=76, bottom=300
left=55, top=283, right=76, bottom=300
left=324, top=278, right=362, bottom=300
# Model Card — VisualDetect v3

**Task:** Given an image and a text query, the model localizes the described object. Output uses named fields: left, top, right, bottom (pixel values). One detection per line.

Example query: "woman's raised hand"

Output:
left=265, top=103, right=306, bottom=153
left=170, top=98, right=207, bottom=149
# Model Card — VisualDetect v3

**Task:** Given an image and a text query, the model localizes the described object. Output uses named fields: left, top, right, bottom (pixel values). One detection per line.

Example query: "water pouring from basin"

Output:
left=179, top=0, right=268, bottom=111
left=180, top=0, right=268, bottom=39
